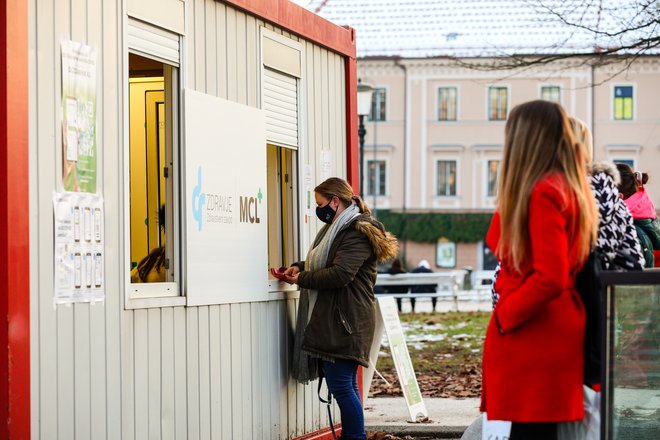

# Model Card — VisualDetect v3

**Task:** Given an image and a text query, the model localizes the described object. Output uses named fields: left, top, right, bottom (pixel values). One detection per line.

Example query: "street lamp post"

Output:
left=357, top=80, right=373, bottom=198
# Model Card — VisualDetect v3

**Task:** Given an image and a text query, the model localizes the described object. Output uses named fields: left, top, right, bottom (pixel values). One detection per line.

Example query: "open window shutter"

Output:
left=127, top=18, right=180, bottom=66
left=263, top=68, right=298, bottom=148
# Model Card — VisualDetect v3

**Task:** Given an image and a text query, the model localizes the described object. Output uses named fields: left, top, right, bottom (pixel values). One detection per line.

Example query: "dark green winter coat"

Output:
left=295, top=214, right=398, bottom=367
left=634, top=217, right=660, bottom=267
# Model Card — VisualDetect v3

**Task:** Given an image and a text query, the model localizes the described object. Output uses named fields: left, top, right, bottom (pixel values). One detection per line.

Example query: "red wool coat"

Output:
left=481, top=173, right=586, bottom=422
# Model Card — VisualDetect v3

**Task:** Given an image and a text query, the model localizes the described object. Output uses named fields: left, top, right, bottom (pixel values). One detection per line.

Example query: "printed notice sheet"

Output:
left=53, top=192, right=105, bottom=304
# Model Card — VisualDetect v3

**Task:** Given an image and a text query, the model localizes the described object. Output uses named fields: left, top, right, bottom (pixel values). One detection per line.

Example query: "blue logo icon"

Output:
left=192, top=166, right=206, bottom=231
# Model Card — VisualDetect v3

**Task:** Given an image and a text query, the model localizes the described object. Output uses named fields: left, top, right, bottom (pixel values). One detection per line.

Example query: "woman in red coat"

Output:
left=481, top=100, right=598, bottom=439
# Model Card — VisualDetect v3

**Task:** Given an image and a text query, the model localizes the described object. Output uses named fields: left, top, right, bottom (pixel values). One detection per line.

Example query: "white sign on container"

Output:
left=184, top=89, right=268, bottom=305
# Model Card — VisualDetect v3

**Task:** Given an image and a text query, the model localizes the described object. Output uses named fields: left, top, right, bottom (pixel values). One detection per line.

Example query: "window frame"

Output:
left=434, top=159, right=459, bottom=198
left=260, top=28, right=306, bottom=294
left=123, top=45, right=185, bottom=309
left=612, top=84, right=635, bottom=121
left=365, top=158, right=388, bottom=197
left=486, top=85, right=509, bottom=121
left=368, top=86, right=389, bottom=122
left=540, top=85, right=562, bottom=103
left=485, top=158, right=501, bottom=199
left=437, top=85, right=459, bottom=121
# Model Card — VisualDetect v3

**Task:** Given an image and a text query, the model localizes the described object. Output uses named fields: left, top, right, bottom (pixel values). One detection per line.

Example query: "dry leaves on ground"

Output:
left=369, top=364, right=481, bottom=399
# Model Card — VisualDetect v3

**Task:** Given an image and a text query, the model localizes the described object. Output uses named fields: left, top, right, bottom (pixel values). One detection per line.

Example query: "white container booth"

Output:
left=0, top=0, right=361, bottom=438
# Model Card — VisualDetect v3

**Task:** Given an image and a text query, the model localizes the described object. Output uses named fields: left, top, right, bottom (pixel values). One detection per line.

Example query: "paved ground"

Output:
left=364, top=397, right=481, bottom=438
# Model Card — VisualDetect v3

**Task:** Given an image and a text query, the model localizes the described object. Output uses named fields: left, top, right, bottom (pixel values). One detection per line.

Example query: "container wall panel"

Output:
left=29, top=0, right=347, bottom=439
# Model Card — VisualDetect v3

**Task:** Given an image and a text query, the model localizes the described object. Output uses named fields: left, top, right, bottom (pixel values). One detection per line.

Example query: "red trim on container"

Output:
left=345, top=51, right=359, bottom=193
left=293, top=424, right=342, bottom=440
left=0, top=0, right=30, bottom=438
left=222, top=0, right=356, bottom=58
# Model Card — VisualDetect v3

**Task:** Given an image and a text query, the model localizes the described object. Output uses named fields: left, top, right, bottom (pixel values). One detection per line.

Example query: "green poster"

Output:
left=61, top=39, right=97, bottom=193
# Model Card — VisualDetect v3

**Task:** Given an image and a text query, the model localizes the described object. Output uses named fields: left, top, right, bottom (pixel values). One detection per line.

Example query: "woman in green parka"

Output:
left=282, top=177, right=398, bottom=440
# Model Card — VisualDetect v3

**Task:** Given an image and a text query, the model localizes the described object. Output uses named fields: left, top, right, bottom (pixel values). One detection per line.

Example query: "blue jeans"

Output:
left=322, top=359, right=365, bottom=440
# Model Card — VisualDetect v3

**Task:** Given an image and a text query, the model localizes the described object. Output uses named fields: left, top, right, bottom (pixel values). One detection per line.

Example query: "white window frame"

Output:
left=260, top=28, right=306, bottom=295
left=611, top=83, right=636, bottom=121
left=486, top=84, right=510, bottom=121
left=368, top=85, right=389, bottom=122
left=365, top=158, right=388, bottom=197
left=484, top=158, right=501, bottom=201
left=436, top=85, right=459, bottom=121
left=434, top=158, right=460, bottom=198
left=123, top=22, right=186, bottom=309
left=539, top=84, right=562, bottom=103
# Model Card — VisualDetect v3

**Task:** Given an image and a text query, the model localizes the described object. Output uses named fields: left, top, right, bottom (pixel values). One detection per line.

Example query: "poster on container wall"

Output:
left=184, top=89, right=268, bottom=305
left=61, top=39, right=98, bottom=194
left=53, top=192, right=105, bottom=304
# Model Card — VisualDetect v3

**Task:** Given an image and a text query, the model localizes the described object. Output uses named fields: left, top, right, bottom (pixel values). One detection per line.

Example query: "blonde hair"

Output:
left=314, top=177, right=371, bottom=216
left=569, top=116, right=593, bottom=163
left=498, top=100, right=597, bottom=272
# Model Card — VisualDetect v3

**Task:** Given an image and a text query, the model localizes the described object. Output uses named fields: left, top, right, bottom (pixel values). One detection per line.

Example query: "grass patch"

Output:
left=371, top=310, right=491, bottom=398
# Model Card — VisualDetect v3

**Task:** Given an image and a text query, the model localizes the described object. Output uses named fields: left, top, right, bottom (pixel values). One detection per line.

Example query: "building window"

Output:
left=614, top=86, right=633, bottom=120
left=541, top=86, right=561, bottom=103
left=436, top=160, right=457, bottom=196
left=438, top=87, right=457, bottom=121
left=366, top=160, right=386, bottom=196
left=128, top=53, right=179, bottom=295
left=487, top=160, right=500, bottom=197
left=614, top=159, right=635, bottom=168
left=488, top=86, right=508, bottom=120
left=369, top=87, right=387, bottom=122
left=266, top=145, right=299, bottom=271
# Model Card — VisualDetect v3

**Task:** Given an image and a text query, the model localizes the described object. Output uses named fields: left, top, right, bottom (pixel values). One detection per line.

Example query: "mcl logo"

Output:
left=192, top=166, right=206, bottom=231
left=192, top=165, right=262, bottom=229
left=239, top=188, right=262, bottom=224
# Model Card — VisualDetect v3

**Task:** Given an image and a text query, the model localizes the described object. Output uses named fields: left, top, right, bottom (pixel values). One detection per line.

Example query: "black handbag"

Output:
left=575, top=250, right=603, bottom=388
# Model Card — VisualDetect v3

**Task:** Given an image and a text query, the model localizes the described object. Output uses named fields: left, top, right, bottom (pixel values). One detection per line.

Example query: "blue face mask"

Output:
left=316, top=200, right=337, bottom=224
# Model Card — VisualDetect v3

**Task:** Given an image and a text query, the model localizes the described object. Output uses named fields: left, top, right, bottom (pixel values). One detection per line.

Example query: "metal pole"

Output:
left=358, top=114, right=366, bottom=197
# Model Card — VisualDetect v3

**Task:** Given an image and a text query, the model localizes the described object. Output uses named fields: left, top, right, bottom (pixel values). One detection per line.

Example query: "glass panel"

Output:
left=128, top=53, right=175, bottom=285
left=541, top=86, right=561, bottom=102
left=489, top=87, right=507, bottom=120
left=369, top=88, right=387, bottom=121
left=438, top=87, right=457, bottom=120
left=267, top=145, right=298, bottom=271
left=437, top=161, right=457, bottom=196
left=487, top=160, right=500, bottom=197
left=378, top=161, right=386, bottom=195
left=609, top=284, right=660, bottom=438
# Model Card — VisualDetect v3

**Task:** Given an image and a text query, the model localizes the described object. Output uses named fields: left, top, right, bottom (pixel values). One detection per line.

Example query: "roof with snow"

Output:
left=307, top=0, right=658, bottom=59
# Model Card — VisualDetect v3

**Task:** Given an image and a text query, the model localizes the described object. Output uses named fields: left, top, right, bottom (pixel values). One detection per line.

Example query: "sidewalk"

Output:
left=364, top=396, right=480, bottom=438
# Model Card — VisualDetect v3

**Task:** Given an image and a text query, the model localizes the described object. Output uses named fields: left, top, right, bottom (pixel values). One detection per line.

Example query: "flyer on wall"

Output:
left=53, top=192, right=105, bottom=304
left=61, top=39, right=98, bottom=193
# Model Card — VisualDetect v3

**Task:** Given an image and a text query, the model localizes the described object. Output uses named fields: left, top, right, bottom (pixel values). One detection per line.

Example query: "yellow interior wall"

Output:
left=129, top=78, right=164, bottom=267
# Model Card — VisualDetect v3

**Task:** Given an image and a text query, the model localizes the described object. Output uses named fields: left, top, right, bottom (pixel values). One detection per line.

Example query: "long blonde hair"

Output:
left=498, top=100, right=597, bottom=272
left=314, top=177, right=371, bottom=216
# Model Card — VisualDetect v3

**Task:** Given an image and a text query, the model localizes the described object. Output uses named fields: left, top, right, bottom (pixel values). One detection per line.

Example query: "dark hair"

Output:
left=314, top=177, right=372, bottom=216
left=391, top=258, right=403, bottom=270
left=616, top=163, right=649, bottom=199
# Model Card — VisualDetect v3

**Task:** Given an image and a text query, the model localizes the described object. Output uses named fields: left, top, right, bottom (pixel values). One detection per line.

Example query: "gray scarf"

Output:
left=291, top=204, right=361, bottom=383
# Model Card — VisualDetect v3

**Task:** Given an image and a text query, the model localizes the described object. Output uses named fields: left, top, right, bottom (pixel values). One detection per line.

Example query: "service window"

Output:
left=127, top=53, right=179, bottom=297
left=267, top=144, right=299, bottom=272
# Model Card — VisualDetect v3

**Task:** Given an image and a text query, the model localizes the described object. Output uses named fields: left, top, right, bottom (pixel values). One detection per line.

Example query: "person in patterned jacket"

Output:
left=490, top=117, right=644, bottom=307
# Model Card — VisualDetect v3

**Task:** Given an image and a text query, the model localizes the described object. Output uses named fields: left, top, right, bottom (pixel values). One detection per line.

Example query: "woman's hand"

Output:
left=283, top=266, right=300, bottom=284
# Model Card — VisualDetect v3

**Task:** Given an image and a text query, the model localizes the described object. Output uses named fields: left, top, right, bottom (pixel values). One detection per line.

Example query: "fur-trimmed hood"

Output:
left=589, top=161, right=620, bottom=185
left=353, top=215, right=399, bottom=262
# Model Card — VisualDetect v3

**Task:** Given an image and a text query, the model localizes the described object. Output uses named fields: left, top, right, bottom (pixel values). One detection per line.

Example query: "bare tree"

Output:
left=457, top=0, right=659, bottom=72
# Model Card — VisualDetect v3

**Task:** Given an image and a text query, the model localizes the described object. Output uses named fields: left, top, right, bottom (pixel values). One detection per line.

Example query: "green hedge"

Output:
left=375, top=210, right=493, bottom=243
